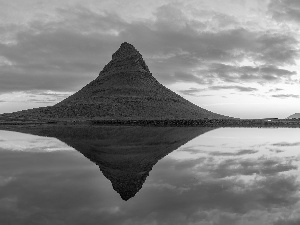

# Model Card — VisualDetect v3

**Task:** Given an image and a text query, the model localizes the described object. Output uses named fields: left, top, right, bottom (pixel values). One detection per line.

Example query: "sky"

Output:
left=1, top=0, right=300, bottom=119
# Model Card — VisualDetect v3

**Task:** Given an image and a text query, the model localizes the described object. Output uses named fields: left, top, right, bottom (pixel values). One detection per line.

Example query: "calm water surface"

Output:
left=0, top=127, right=300, bottom=225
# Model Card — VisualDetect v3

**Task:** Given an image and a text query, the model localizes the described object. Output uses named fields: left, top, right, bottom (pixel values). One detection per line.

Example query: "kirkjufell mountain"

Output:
left=1, top=42, right=226, bottom=120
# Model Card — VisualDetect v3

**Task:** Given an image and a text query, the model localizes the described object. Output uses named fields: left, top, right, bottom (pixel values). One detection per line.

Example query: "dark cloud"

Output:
left=269, top=0, right=300, bottom=23
left=203, top=63, right=296, bottom=83
left=210, top=85, right=257, bottom=92
left=269, top=88, right=284, bottom=92
left=273, top=142, right=300, bottom=147
left=274, top=217, right=300, bottom=225
left=272, top=94, right=300, bottom=98
left=0, top=4, right=298, bottom=94
left=210, top=149, right=258, bottom=156
left=269, top=148, right=284, bottom=153
left=0, top=7, right=129, bottom=93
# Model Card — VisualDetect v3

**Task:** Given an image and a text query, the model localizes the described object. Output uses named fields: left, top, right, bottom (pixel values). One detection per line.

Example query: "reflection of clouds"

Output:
left=177, top=147, right=207, bottom=155
left=0, top=149, right=115, bottom=225
left=178, top=148, right=258, bottom=156
left=0, top=197, right=18, bottom=211
left=0, top=176, right=15, bottom=187
left=0, top=130, right=74, bottom=152
left=145, top=182, right=190, bottom=194
left=135, top=137, right=300, bottom=224
left=1, top=128, right=300, bottom=225
left=209, top=149, right=258, bottom=156
left=209, top=158, right=297, bottom=178
left=139, top=156, right=300, bottom=224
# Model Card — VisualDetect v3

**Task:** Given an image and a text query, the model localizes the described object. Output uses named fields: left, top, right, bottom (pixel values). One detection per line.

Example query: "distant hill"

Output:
left=287, top=113, right=300, bottom=119
left=1, top=42, right=227, bottom=120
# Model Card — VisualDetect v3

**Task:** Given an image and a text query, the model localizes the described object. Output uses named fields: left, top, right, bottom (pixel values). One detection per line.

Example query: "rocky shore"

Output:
left=90, top=118, right=300, bottom=127
left=1, top=118, right=300, bottom=128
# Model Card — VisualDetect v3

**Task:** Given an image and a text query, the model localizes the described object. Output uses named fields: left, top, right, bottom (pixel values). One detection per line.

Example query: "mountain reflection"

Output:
left=1, top=127, right=300, bottom=224
left=3, top=125, right=215, bottom=200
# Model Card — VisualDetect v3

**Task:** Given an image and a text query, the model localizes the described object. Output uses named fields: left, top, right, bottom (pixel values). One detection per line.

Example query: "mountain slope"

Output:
left=287, top=113, right=300, bottom=119
left=1, top=42, right=226, bottom=120
left=52, top=42, right=225, bottom=119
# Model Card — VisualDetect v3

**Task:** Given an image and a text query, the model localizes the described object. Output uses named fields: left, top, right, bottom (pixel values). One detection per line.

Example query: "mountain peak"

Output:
left=100, top=42, right=150, bottom=75
left=112, top=42, right=140, bottom=60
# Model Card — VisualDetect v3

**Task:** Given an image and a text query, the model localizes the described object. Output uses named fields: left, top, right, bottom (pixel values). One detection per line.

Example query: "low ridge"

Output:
left=1, top=42, right=226, bottom=120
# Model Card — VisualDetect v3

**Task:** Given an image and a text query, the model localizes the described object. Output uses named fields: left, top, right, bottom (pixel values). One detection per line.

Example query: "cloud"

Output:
left=0, top=3, right=298, bottom=96
left=269, top=0, right=300, bottom=24
left=178, top=88, right=206, bottom=96
left=0, top=90, right=72, bottom=104
left=201, top=63, right=296, bottom=83
left=272, top=94, right=300, bottom=98
left=0, top=7, right=127, bottom=93
left=24, top=91, right=71, bottom=103
left=269, top=88, right=284, bottom=92
left=273, top=142, right=300, bottom=147
left=210, top=85, right=257, bottom=92
left=274, top=217, right=300, bottom=225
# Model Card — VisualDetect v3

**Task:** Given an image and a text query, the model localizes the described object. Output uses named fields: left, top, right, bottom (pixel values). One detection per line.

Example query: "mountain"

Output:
left=1, top=42, right=226, bottom=120
left=2, top=125, right=216, bottom=200
left=287, top=113, right=300, bottom=119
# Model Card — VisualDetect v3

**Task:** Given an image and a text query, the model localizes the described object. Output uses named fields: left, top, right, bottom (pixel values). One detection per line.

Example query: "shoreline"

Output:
left=1, top=119, right=300, bottom=128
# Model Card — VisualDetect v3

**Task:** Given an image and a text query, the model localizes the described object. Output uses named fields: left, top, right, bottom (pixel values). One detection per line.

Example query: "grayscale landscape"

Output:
left=1, top=0, right=300, bottom=225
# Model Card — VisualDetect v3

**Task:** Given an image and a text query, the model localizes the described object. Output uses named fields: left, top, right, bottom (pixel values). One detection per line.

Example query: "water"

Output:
left=0, top=126, right=300, bottom=225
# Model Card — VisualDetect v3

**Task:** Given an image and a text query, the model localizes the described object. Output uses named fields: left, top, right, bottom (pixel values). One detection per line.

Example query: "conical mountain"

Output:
left=51, top=42, right=225, bottom=119
left=0, top=42, right=226, bottom=120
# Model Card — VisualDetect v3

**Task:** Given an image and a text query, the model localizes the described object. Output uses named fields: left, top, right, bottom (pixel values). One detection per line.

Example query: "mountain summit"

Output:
left=99, top=42, right=150, bottom=77
left=2, top=42, right=226, bottom=120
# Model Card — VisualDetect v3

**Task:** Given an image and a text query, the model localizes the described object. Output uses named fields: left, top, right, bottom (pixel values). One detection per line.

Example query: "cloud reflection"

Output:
left=0, top=127, right=300, bottom=225
left=209, top=149, right=258, bottom=156
left=210, top=157, right=297, bottom=178
left=0, top=130, right=74, bottom=152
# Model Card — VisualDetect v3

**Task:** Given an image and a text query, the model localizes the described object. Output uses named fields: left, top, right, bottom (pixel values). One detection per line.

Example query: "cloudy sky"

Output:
left=1, top=0, right=300, bottom=118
